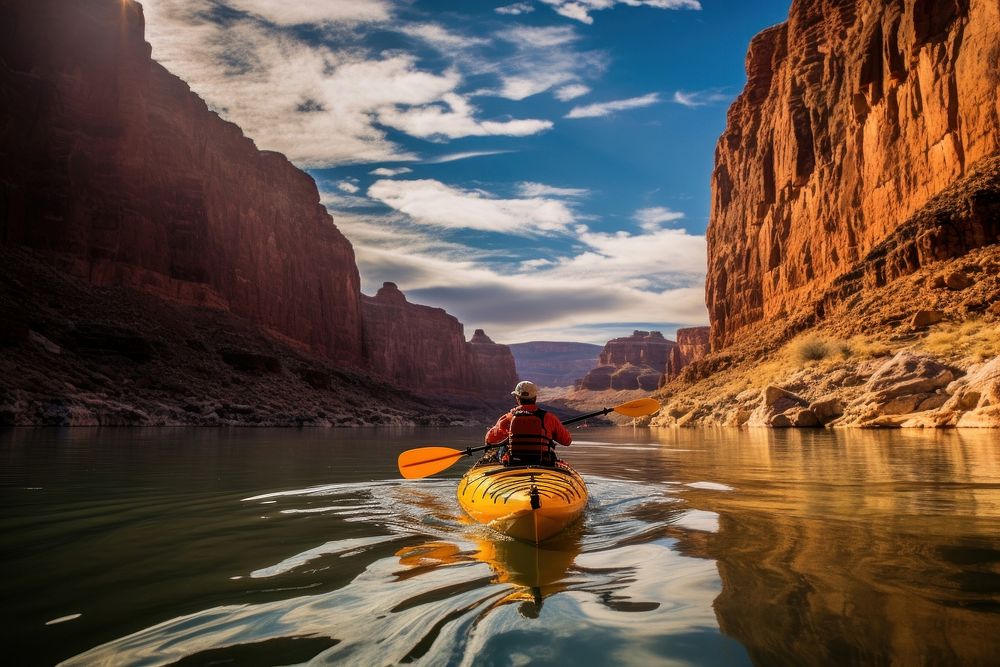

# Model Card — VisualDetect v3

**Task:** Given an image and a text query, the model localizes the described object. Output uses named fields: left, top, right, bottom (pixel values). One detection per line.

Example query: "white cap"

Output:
left=511, top=381, right=537, bottom=401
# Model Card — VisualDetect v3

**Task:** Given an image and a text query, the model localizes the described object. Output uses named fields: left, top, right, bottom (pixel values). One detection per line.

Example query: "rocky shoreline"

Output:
left=0, top=248, right=508, bottom=427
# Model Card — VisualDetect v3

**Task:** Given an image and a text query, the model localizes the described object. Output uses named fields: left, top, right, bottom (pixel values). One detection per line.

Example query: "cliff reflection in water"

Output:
left=652, top=428, right=1000, bottom=666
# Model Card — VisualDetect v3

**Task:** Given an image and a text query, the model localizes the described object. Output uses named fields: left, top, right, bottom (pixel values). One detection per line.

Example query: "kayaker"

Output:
left=485, top=381, right=572, bottom=466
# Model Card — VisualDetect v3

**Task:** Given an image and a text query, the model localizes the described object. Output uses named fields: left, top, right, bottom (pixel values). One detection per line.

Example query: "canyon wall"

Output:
left=664, top=326, right=711, bottom=383
left=0, top=0, right=364, bottom=364
left=467, top=330, right=519, bottom=397
left=708, top=0, right=1000, bottom=350
left=0, top=0, right=518, bottom=408
left=361, top=284, right=516, bottom=401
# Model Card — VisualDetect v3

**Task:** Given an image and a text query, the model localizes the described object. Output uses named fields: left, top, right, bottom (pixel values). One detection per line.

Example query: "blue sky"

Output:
left=142, top=0, right=789, bottom=344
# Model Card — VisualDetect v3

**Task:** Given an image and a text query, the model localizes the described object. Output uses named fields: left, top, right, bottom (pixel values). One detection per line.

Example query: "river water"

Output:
left=2, top=427, right=999, bottom=666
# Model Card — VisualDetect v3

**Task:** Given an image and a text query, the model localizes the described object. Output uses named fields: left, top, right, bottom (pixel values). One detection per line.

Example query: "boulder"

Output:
left=809, top=397, right=844, bottom=424
left=909, top=310, right=945, bottom=329
left=944, top=271, right=973, bottom=291
left=934, top=356, right=1000, bottom=427
left=748, top=385, right=808, bottom=427
left=786, top=407, right=821, bottom=427
left=834, top=352, right=964, bottom=426
left=864, top=352, right=958, bottom=402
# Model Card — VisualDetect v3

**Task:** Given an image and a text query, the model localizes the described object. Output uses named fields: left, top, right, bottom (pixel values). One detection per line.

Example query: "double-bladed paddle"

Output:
left=396, top=397, right=660, bottom=479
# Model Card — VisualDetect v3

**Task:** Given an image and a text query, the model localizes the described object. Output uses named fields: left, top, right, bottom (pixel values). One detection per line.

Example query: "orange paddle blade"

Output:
left=397, top=446, right=466, bottom=479
left=612, top=397, right=661, bottom=418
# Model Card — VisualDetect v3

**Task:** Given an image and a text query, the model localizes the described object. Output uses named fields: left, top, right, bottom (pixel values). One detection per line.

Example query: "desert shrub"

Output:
left=792, top=335, right=830, bottom=363
left=835, top=340, right=854, bottom=359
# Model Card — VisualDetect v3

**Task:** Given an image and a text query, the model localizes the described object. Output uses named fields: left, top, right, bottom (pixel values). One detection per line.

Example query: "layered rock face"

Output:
left=664, top=326, right=711, bottom=383
left=508, top=342, right=603, bottom=387
left=467, top=330, right=519, bottom=397
left=0, top=0, right=364, bottom=364
left=708, top=0, right=1000, bottom=350
left=579, top=331, right=676, bottom=391
left=361, top=284, right=516, bottom=401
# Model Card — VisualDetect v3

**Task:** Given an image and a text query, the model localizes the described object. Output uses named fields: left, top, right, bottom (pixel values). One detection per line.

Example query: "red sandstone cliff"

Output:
left=467, top=329, right=519, bottom=397
left=664, top=326, right=711, bottom=383
left=0, top=0, right=364, bottom=364
left=708, top=0, right=1000, bottom=350
left=362, top=284, right=516, bottom=401
left=0, top=0, right=519, bottom=410
left=579, top=331, right=676, bottom=391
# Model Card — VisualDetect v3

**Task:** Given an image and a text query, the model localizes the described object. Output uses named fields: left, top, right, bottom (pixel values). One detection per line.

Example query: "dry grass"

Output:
left=787, top=333, right=865, bottom=365
left=919, top=319, right=1000, bottom=361
left=792, top=335, right=831, bottom=362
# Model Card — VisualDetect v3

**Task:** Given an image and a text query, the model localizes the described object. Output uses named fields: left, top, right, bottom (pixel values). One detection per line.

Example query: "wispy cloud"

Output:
left=565, top=92, right=660, bottom=119
left=338, top=180, right=360, bottom=193
left=324, top=205, right=707, bottom=342
left=141, top=1, right=564, bottom=167
left=377, top=93, right=553, bottom=140
left=495, top=2, right=536, bottom=15
left=401, top=23, right=490, bottom=51
left=539, top=0, right=701, bottom=25
left=226, top=0, right=392, bottom=25
left=423, top=150, right=515, bottom=164
left=672, top=89, right=730, bottom=107
left=491, top=26, right=603, bottom=100
left=554, top=84, right=591, bottom=101
left=369, top=167, right=413, bottom=177
left=518, top=182, right=589, bottom=197
left=634, top=206, right=684, bottom=230
left=367, top=179, right=577, bottom=234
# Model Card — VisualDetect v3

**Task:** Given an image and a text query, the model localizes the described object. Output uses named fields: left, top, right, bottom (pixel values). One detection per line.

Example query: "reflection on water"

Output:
left=1, top=427, right=999, bottom=665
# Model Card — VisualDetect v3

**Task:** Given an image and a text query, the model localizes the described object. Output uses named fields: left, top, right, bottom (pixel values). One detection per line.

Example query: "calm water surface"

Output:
left=2, top=427, right=1000, bottom=666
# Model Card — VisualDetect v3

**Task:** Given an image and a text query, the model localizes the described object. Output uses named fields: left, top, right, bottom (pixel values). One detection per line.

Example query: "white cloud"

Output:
left=141, top=1, right=564, bottom=167
left=554, top=84, right=591, bottom=101
left=565, top=92, right=660, bottom=119
left=499, top=25, right=580, bottom=48
left=634, top=206, right=684, bottom=230
left=369, top=167, right=413, bottom=177
left=517, top=182, right=589, bottom=197
left=367, top=179, right=577, bottom=234
left=490, top=26, right=602, bottom=100
left=338, top=181, right=360, bottom=193
left=227, top=0, right=392, bottom=25
left=539, top=0, right=701, bottom=25
left=401, top=23, right=489, bottom=50
left=377, top=93, right=553, bottom=140
left=672, top=89, right=730, bottom=108
left=495, top=2, right=536, bottom=15
left=424, top=150, right=515, bottom=164
left=323, top=204, right=707, bottom=342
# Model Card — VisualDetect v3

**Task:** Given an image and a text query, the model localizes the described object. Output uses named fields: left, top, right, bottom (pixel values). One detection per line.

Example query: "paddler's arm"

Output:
left=485, top=411, right=513, bottom=445
left=547, top=413, right=572, bottom=447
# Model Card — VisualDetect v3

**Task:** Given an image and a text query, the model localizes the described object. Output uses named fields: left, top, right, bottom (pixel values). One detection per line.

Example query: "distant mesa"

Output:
left=577, top=330, right=708, bottom=392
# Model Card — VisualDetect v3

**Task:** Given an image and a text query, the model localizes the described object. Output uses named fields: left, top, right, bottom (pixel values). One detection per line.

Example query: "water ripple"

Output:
left=62, top=472, right=728, bottom=666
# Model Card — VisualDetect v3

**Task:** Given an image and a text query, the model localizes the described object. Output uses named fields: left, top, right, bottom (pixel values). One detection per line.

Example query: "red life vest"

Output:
left=507, top=408, right=553, bottom=460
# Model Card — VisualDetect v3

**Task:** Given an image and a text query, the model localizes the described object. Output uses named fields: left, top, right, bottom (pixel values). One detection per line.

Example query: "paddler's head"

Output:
left=511, top=381, right=537, bottom=405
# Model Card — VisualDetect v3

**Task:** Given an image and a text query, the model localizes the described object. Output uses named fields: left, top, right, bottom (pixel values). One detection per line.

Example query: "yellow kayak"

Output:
left=457, top=460, right=588, bottom=543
